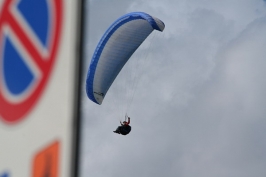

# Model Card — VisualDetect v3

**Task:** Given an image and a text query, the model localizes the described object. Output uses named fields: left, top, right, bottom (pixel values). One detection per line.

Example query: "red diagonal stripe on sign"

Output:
left=4, top=8, right=46, bottom=72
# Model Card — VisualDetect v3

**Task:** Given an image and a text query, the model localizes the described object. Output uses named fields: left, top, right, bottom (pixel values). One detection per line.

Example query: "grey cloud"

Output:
left=80, top=1, right=266, bottom=177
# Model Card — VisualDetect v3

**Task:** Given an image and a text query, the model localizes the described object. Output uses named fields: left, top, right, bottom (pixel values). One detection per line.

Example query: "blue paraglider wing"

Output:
left=86, top=12, right=165, bottom=104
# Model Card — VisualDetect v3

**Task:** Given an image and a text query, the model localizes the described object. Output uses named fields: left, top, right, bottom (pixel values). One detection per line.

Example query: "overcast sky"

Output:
left=80, top=0, right=266, bottom=177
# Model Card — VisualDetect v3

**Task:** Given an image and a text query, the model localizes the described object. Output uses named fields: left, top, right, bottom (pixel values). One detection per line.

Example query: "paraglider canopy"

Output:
left=86, top=12, right=165, bottom=104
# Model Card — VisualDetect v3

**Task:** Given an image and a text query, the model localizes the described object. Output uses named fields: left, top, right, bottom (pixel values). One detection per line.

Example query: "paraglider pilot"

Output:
left=113, top=115, right=131, bottom=135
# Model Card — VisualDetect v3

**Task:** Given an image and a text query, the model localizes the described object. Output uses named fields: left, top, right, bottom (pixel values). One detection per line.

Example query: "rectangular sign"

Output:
left=0, top=0, right=82, bottom=176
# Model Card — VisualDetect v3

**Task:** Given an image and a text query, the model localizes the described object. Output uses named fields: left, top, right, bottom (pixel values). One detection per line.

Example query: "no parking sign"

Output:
left=0, top=0, right=62, bottom=123
left=0, top=0, right=81, bottom=176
